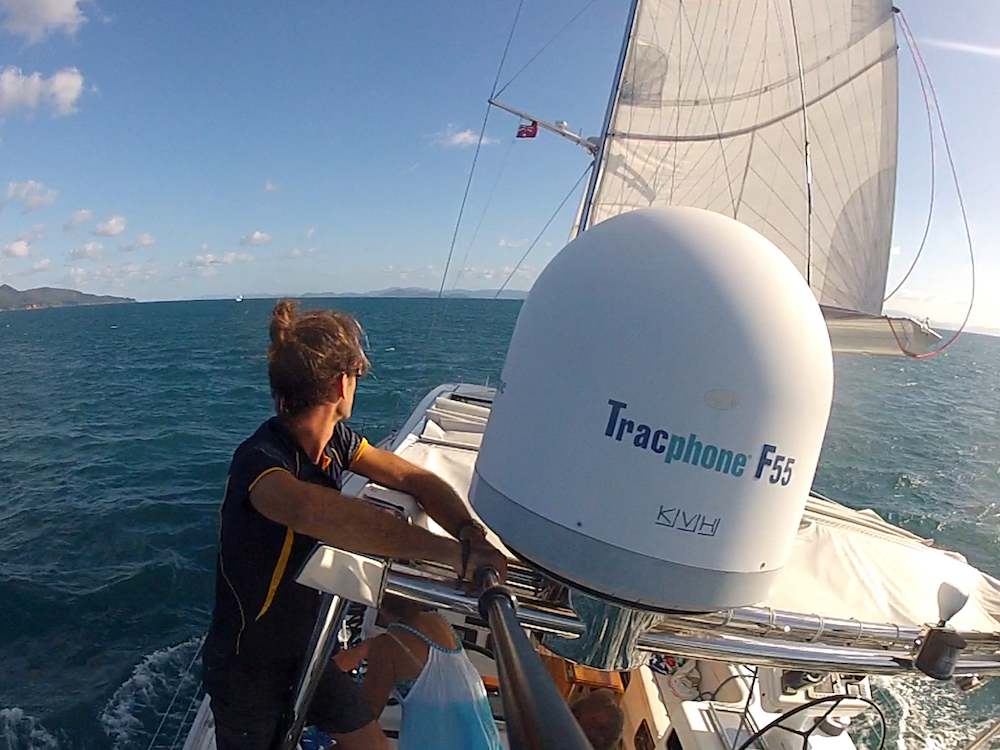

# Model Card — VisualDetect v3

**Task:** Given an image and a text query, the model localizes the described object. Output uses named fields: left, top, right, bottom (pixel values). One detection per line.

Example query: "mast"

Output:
left=575, top=0, right=642, bottom=237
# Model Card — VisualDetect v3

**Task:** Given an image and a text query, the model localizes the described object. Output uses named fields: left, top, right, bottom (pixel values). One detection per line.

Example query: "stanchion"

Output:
left=476, top=566, right=594, bottom=750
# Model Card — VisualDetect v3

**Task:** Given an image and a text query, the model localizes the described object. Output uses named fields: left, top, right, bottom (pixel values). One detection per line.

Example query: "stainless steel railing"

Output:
left=384, top=565, right=1000, bottom=677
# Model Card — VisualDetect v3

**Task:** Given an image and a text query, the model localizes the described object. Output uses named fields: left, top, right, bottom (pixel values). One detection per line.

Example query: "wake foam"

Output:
left=100, top=636, right=204, bottom=750
left=852, top=676, right=999, bottom=750
left=0, top=708, right=61, bottom=750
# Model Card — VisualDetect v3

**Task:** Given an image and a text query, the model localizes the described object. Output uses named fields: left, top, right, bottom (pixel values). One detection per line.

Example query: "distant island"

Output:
left=0, top=284, right=135, bottom=311
left=300, top=287, right=529, bottom=300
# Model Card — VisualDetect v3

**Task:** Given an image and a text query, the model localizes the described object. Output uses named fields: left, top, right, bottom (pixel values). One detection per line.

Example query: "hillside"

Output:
left=0, top=284, right=135, bottom=311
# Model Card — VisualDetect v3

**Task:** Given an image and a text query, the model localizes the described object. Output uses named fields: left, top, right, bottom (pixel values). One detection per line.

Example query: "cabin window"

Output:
left=634, top=719, right=655, bottom=750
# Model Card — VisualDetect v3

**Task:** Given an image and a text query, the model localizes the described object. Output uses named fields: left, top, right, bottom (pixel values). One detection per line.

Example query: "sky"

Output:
left=0, top=1, right=998, bottom=327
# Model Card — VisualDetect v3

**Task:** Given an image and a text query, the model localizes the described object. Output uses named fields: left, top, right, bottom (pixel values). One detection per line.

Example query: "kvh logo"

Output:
left=604, top=399, right=795, bottom=485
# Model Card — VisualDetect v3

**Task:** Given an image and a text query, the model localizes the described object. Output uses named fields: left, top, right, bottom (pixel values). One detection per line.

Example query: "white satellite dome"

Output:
left=471, top=207, right=834, bottom=612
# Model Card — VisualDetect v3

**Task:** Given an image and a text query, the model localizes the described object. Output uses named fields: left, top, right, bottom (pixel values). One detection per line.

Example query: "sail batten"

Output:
left=588, top=0, right=899, bottom=316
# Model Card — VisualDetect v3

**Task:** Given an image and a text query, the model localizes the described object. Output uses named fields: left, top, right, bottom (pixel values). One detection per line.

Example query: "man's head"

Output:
left=570, top=689, right=624, bottom=750
left=267, top=300, right=370, bottom=421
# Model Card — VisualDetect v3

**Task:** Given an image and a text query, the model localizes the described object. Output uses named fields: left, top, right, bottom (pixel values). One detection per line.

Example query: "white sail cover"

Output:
left=589, top=0, right=899, bottom=316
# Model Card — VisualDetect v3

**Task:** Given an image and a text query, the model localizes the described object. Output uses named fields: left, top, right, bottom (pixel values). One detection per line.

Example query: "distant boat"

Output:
left=235, top=295, right=244, bottom=303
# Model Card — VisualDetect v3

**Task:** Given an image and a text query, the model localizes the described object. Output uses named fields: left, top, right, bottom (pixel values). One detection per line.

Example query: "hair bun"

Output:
left=270, top=300, right=298, bottom=343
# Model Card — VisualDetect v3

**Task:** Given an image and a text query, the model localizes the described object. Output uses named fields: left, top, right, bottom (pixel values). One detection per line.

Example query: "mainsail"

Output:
left=586, top=0, right=899, bottom=318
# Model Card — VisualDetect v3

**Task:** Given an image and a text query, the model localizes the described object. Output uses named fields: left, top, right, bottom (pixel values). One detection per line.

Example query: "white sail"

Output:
left=587, top=0, right=898, bottom=316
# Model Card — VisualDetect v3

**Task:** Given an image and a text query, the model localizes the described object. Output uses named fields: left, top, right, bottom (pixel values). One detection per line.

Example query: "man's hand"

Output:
left=453, top=540, right=507, bottom=583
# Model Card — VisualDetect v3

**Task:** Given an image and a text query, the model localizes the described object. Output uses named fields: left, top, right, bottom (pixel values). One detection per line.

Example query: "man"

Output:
left=571, top=689, right=625, bottom=750
left=203, top=300, right=506, bottom=750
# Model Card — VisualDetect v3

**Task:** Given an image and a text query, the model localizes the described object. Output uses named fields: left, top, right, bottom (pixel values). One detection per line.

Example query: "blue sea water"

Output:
left=1, top=298, right=998, bottom=749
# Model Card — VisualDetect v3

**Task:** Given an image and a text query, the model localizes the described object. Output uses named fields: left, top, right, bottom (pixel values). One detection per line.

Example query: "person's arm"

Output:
left=351, top=446, right=507, bottom=579
left=333, top=639, right=371, bottom=673
left=351, top=445, right=478, bottom=540
left=359, top=634, right=398, bottom=717
left=250, top=470, right=465, bottom=574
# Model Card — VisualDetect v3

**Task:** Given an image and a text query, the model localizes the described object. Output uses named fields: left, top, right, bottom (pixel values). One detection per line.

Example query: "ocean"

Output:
left=1, top=298, right=997, bottom=749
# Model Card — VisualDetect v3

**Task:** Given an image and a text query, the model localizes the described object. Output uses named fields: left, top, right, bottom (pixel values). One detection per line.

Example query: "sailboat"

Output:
left=177, top=1, right=999, bottom=749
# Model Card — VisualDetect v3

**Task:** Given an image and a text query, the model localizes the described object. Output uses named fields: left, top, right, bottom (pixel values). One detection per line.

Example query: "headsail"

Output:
left=586, top=0, right=899, bottom=318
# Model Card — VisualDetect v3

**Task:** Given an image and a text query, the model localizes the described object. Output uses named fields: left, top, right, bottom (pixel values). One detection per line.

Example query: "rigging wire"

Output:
left=494, top=0, right=602, bottom=98
left=494, top=163, right=592, bottom=297
left=450, top=135, right=518, bottom=292
left=890, top=8, right=976, bottom=359
left=786, top=0, right=814, bottom=287
left=883, top=8, right=937, bottom=303
left=168, top=689, right=205, bottom=750
left=424, top=0, right=525, bottom=352
left=144, top=639, right=204, bottom=750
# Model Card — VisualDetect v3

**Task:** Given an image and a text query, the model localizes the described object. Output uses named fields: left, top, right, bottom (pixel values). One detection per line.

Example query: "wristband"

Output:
left=456, top=519, right=486, bottom=541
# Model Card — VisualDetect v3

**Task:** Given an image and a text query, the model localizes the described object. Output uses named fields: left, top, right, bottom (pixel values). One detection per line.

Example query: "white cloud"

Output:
left=0, top=66, right=84, bottom=117
left=240, top=230, right=272, bottom=246
left=26, top=258, right=51, bottom=273
left=304, top=226, right=316, bottom=240
left=16, top=224, right=45, bottom=244
left=0, top=0, right=87, bottom=42
left=289, top=248, right=301, bottom=258
left=93, top=214, right=126, bottom=236
left=121, top=232, right=155, bottom=252
left=890, top=245, right=901, bottom=256
left=2, top=240, right=31, bottom=258
left=1, top=224, right=45, bottom=257
left=921, top=38, right=1000, bottom=58
left=181, top=251, right=253, bottom=277
left=2, top=180, right=57, bottom=213
left=434, top=125, right=500, bottom=148
left=65, top=261, right=158, bottom=288
left=69, top=241, right=102, bottom=260
left=462, top=264, right=538, bottom=283
left=381, top=264, right=441, bottom=282
left=499, top=238, right=528, bottom=248
left=265, top=180, right=281, bottom=192
left=64, top=208, right=91, bottom=230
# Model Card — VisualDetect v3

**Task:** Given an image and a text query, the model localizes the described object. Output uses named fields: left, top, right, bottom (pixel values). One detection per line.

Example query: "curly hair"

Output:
left=267, top=300, right=370, bottom=418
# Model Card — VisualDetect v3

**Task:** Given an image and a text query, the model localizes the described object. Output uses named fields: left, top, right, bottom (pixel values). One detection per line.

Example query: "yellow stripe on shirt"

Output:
left=350, top=437, right=369, bottom=468
left=256, top=527, right=295, bottom=621
left=248, top=466, right=289, bottom=493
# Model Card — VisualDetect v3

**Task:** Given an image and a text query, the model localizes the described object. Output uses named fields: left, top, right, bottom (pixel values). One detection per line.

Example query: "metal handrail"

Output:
left=384, top=566, right=1000, bottom=677
left=277, top=593, right=350, bottom=750
left=476, top=568, right=594, bottom=750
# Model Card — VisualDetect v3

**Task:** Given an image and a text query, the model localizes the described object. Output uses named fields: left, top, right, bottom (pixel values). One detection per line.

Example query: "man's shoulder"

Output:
left=236, top=418, right=291, bottom=457
left=230, top=419, right=297, bottom=483
left=328, top=421, right=365, bottom=469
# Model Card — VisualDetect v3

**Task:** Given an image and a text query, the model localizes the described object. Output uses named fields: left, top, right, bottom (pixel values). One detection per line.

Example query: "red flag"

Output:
left=516, top=121, right=538, bottom=139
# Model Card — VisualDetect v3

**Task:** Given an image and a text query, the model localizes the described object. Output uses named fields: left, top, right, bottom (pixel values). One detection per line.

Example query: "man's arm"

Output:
left=250, top=470, right=463, bottom=574
left=350, top=445, right=507, bottom=579
left=351, top=445, right=475, bottom=540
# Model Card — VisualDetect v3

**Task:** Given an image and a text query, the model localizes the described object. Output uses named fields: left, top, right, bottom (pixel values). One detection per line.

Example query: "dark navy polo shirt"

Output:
left=206, top=417, right=368, bottom=661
